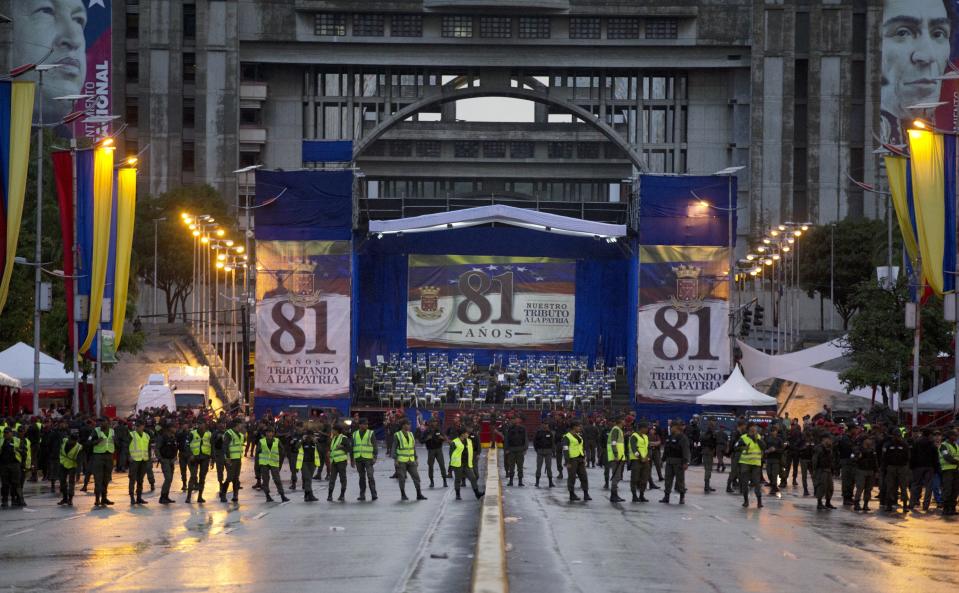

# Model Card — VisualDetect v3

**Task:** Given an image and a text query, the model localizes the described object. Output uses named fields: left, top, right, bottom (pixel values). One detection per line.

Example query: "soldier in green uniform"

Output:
left=327, top=424, right=350, bottom=502
left=351, top=418, right=378, bottom=501
left=735, top=422, right=764, bottom=509
left=629, top=421, right=651, bottom=502
left=91, top=418, right=115, bottom=508
left=606, top=416, right=626, bottom=503
left=393, top=420, right=427, bottom=501
left=450, top=426, right=483, bottom=500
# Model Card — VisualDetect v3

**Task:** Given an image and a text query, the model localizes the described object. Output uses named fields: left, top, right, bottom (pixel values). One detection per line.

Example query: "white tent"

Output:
left=903, top=379, right=957, bottom=412
left=696, top=366, right=778, bottom=407
left=0, top=342, right=74, bottom=390
left=0, top=371, right=20, bottom=389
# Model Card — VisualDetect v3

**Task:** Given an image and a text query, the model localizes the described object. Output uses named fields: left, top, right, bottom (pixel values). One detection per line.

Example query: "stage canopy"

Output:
left=903, top=379, right=957, bottom=412
left=369, top=205, right=627, bottom=239
left=0, top=342, right=74, bottom=390
left=696, top=366, right=778, bottom=407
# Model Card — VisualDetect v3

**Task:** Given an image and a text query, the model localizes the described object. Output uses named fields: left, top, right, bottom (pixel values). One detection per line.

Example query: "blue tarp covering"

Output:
left=254, top=396, right=351, bottom=419
left=254, top=169, right=353, bottom=241
left=302, top=140, right=353, bottom=163
left=638, top=174, right=737, bottom=247
left=353, top=227, right=632, bottom=368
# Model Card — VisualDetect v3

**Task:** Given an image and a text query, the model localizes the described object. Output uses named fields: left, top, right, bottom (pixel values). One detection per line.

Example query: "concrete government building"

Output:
left=3, top=0, right=884, bottom=240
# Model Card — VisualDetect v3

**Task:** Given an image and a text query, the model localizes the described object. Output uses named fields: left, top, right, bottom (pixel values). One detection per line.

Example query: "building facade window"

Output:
left=607, top=18, right=640, bottom=39
left=518, top=17, right=550, bottom=39
left=125, top=12, right=139, bottom=39
left=548, top=142, right=574, bottom=159
left=182, top=142, right=195, bottom=172
left=183, top=3, right=196, bottom=40
left=416, top=141, right=441, bottom=157
left=576, top=143, right=600, bottom=159
left=480, top=16, right=512, bottom=38
left=389, top=140, right=412, bottom=157
left=570, top=17, right=601, bottom=39
left=645, top=18, right=678, bottom=39
left=442, top=16, right=474, bottom=38
left=125, top=52, right=139, bottom=83
left=183, top=53, right=196, bottom=82
left=510, top=141, right=534, bottom=159
left=391, top=15, right=423, bottom=37
left=315, top=13, right=346, bottom=36
left=125, top=98, right=138, bottom=125
left=454, top=141, right=479, bottom=158
left=483, top=141, right=507, bottom=158
left=353, top=14, right=385, bottom=37
left=183, top=98, right=195, bottom=127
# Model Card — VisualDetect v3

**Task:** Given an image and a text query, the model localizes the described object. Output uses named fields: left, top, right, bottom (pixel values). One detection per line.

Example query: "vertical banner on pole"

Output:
left=255, top=240, right=352, bottom=398
left=637, top=246, right=730, bottom=401
left=0, top=81, right=36, bottom=314
left=112, top=168, right=137, bottom=347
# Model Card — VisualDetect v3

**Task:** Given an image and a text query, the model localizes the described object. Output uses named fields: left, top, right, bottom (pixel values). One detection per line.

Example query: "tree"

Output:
left=133, top=185, right=233, bottom=322
left=839, top=279, right=951, bottom=406
left=797, top=217, right=898, bottom=330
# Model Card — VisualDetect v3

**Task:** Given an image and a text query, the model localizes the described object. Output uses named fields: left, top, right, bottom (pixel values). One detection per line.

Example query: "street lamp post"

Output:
left=153, top=217, right=167, bottom=324
left=697, top=166, right=745, bottom=372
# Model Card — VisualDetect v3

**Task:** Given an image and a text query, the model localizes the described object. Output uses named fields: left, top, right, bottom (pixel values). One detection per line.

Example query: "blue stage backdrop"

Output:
left=354, top=227, right=631, bottom=368
left=253, top=169, right=354, bottom=418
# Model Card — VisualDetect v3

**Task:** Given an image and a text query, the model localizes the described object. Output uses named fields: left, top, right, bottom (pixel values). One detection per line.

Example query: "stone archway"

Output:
left=352, top=85, right=646, bottom=172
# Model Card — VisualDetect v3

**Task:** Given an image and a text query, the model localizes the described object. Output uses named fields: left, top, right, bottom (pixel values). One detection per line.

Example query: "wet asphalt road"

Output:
left=0, top=447, right=482, bottom=593
left=503, top=451, right=959, bottom=593
left=3, top=448, right=958, bottom=593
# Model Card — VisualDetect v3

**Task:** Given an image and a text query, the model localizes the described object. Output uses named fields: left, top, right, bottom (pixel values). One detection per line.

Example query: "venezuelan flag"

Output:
left=112, top=167, right=137, bottom=347
left=79, top=145, right=114, bottom=355
left=906, top=130, right=957, bottom=296
left=0, top=80, right=36, bottom=314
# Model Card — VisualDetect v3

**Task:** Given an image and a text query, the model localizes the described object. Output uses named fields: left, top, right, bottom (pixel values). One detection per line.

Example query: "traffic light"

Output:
left=753, top=304, right=764, bottom=326
left=740, top=307, right=753, bottom=337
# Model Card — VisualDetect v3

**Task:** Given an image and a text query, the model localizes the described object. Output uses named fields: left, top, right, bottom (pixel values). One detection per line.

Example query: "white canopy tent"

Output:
left=368, top=204, right=627, bottom=239
left=0, top=342, right=74, bottom=390
left=696, top=366, right=778, bottom=407
left=902, top=379, right=957, bottom=412
left=0, top=371, right=20, bottom=389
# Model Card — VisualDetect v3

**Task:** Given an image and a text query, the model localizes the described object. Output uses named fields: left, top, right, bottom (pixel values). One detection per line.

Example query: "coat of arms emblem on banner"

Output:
left=669, top=264, right=704, bottom=312
left=414, top=286, right=444, bottom=320
left=287, top=258, right=322, bottom=307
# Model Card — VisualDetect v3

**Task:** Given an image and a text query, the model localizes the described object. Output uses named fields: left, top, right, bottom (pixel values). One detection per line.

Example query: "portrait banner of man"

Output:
left=11, top=0, right=112, bottom=138
left=881, top=0, right=957, bottom=145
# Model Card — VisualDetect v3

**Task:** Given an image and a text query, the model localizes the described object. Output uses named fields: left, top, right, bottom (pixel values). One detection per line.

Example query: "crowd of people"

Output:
left=0, top=405, right=489, bottom=509
left=1, top=405, right=956, bottom=517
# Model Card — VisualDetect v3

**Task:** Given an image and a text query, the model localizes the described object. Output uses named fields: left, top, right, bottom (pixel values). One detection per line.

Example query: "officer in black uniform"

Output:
left=533, top=420, right=555, bottom=488
left=660, top=420, right=690, bottom=504
left=420, top=418, right=448, bottom=488
left=503, top=416, right=528, bottom=487
left=701, top=417, right=718, bottom=493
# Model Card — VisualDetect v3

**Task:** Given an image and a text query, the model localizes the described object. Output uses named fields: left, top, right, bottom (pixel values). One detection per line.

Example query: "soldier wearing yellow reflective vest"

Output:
left=16, top=425, right=31, bottom=498
left=450, top=426, right=483, bottom=500
left=734, top=423, right=765, bottom=509
left=257, top=426, right=290, bottom=503
left=939, top=430, right=958, bottom=516
left=562, top=421, right=591, bottom=502
left=327, top=424, right=351, bottom=502
left=91, top=418, right=116, bottom=508
left=187, top=420, right=212, bottom=504
left=296, top=432, right=321, bottom=502
left=629, top=421, right=651, bottom=503
left=351, top=417, right=378, bottom=501
left=58, top=432, right=82, bottom=506
left=606, top=416, right=626, bottom=503
left=220, top=419, right=246, bottom=503
left=0, top=427, right=24, bottom=508
left=128, top=419, right=152, bottom=505
left=393, top=419, right=427, bottom=501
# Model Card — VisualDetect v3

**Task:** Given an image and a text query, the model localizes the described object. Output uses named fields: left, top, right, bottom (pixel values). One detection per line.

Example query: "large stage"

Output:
left=250, top=167, right=736, bottom=418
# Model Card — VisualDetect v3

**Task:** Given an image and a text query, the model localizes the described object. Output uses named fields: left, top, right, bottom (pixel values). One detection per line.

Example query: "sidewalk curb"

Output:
left=471, top=447, right=508, bottom=593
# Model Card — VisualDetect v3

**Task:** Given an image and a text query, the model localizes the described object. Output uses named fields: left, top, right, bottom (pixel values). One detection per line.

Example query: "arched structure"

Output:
left=352, top=85, right=647, bottom=173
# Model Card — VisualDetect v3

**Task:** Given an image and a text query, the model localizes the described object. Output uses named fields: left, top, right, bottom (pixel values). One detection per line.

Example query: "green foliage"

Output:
left=0, top=130, right=144, bottom=371
left=797, top=217, right=900, bottom=330
left=839, top=279, right=951, bottom=404
left=133, top=185, right=233, bottom=322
